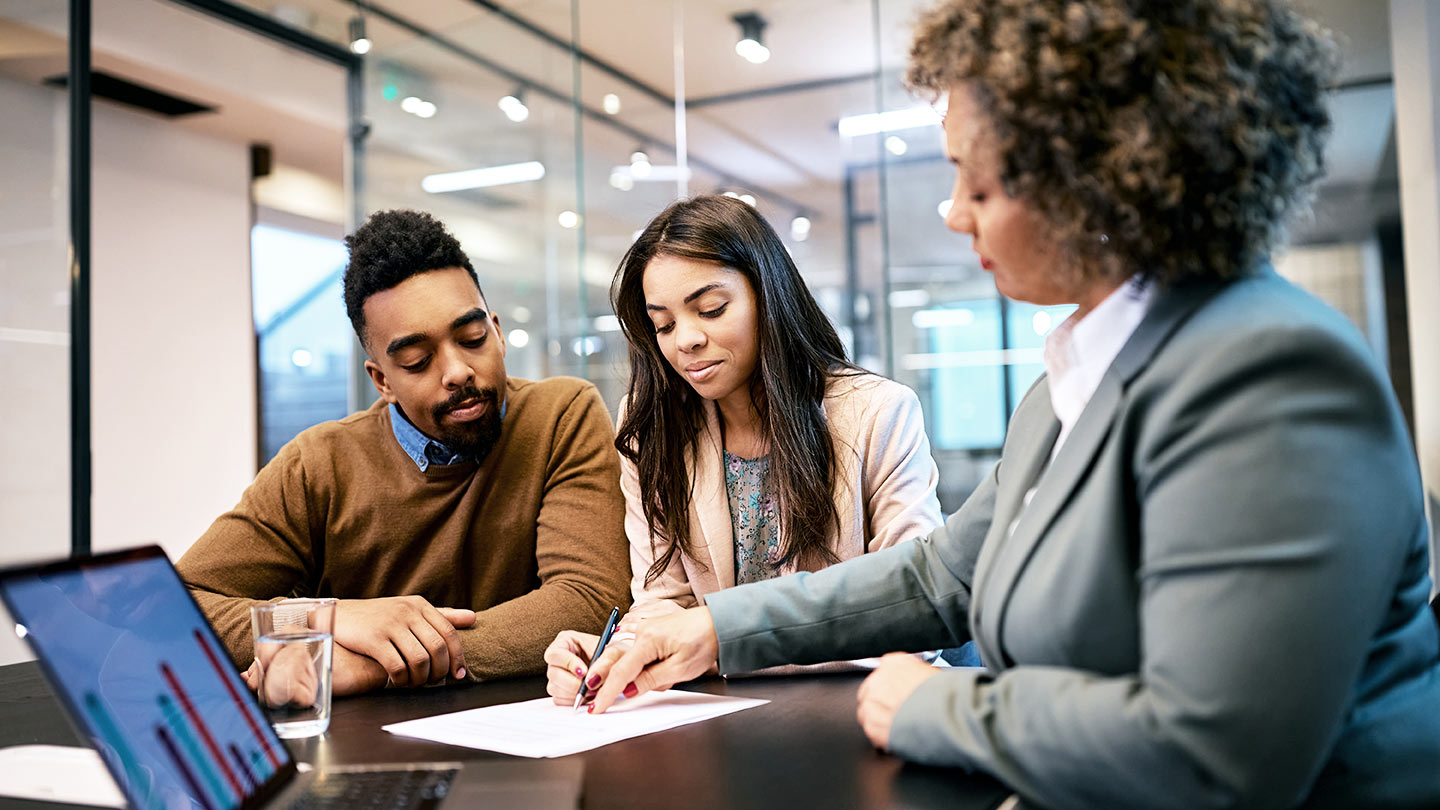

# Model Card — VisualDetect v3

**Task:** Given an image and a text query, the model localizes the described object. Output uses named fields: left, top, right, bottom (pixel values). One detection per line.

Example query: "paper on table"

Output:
left=0, top=745, right=126, bottom=808
left=382, top=689, right=768, bottom=758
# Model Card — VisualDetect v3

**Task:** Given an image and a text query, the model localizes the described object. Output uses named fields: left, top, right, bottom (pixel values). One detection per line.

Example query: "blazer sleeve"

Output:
left=886, top=326, right=1426, bottom=810
left=621, top=450, right=698, bottom=621
left=860, top=381, right=944, bottom=550
left=706, top=458, right=996, bottom=669
left=614, top=398, right=698, bottom=623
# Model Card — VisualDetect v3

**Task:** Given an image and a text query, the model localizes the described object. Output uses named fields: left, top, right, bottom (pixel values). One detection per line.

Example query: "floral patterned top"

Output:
left=724, top=451, right=782, bottom=585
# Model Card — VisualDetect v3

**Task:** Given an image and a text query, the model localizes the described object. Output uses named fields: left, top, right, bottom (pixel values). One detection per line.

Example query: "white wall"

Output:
left=89, top=99, right=258, bottom=561
left=0, top=88, right=260, bottom=667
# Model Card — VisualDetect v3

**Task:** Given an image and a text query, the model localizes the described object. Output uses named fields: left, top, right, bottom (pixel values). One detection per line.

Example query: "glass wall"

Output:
left=214, top=0, right=1403, bottom=515
left=252, top=213, right=351, bottom=463
left=0, top=0, right=70, bottom=662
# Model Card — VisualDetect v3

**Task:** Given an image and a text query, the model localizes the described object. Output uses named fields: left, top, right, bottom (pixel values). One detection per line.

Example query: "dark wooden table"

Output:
left=0, top=660, right=1015, bottom=810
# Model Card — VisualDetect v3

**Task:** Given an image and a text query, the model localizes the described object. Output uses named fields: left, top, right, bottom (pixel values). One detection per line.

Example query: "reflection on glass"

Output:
left=251, top=224, right=350, bottom=463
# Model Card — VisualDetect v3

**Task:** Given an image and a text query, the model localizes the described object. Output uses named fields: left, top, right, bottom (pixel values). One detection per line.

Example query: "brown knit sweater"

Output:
left=176, top=376, right=630, bottom=681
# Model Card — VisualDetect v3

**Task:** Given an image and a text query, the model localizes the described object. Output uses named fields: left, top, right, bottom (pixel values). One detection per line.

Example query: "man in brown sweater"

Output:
left=177, top=209, right=629, bottom=696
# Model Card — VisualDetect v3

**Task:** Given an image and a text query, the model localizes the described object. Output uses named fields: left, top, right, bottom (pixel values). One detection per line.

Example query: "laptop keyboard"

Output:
left=289, top=768, right=460, bottom=810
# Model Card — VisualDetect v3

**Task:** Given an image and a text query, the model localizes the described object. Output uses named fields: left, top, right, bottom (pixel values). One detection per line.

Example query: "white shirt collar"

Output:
left=1043, top=276, right=1156, bottom=454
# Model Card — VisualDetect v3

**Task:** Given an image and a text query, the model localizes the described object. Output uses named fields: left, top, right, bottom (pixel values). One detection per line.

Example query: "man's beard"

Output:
left=432, top=384, right=503, bottom=463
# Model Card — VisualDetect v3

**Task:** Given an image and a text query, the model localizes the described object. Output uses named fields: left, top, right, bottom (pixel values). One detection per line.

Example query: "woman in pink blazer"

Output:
left=545, top=194, right=943, bottom=701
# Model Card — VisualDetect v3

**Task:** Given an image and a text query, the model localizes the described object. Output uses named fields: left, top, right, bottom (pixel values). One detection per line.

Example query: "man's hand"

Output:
left=855, top=652, right=941, bottom=749
left=330, top=644, right=390, bottom=695
left=243, top=643, right=390, bottom=697
left=587, top=607, right=719, bottom=713
left=245, top=640, right=320, bottom=708
left=332, top=596, right=475, bottom=687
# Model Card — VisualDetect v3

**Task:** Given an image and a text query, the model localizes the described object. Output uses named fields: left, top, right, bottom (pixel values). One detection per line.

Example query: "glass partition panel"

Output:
left=0, top=0, right=70, bottom=663
left=252, top=214, right=350, bottom=463
left=359, top=0, right=585, bottom=401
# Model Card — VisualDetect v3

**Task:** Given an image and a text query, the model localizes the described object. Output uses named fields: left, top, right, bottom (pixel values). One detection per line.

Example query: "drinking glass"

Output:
left=249, top=598, right=335, bottom=738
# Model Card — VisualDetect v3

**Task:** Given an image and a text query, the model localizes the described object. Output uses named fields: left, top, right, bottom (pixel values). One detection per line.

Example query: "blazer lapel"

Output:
left=976, top=279, right=1227, bottom=664
left=970, top=381, right=1060, bottom=666
left=690, top=401, right=736, bottom=591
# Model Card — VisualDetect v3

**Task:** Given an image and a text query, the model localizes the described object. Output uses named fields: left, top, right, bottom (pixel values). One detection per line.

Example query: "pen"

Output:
left=573, top=606, right=622, bottom=712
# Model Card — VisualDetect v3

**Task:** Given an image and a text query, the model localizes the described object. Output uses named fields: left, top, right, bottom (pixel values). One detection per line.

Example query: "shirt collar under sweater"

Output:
left=388, top=398, right=507, bottom=471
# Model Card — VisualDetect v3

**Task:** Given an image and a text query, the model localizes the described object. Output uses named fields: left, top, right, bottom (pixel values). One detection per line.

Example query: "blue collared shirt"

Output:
left=389, top=400, right=505, bottom=471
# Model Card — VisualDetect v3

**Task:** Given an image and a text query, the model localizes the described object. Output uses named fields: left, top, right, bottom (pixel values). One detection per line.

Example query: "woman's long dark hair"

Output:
left=613, top=195, right=859, bottom=585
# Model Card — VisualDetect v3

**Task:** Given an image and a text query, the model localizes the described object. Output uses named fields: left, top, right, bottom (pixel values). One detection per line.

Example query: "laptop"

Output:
left=0, top=545, right=583, bottom=810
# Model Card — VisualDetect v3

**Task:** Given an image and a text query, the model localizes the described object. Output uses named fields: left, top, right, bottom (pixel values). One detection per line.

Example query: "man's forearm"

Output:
left=457, top=582, right=619, bottom=680
left=331, top=642, right=390, bottom=696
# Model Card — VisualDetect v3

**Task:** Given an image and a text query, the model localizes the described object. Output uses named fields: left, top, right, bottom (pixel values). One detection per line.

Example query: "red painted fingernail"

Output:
left=622, top=683, right=638, bottom=699
left=587, top=704, right=595, bottom=714
left=586, top=672, right=602, bottom=688
left=575, top=667, right=586, bottom=678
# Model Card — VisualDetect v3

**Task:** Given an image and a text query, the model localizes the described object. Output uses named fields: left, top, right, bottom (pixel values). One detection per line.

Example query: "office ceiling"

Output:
left=0, top=0, right=1400, bottom=270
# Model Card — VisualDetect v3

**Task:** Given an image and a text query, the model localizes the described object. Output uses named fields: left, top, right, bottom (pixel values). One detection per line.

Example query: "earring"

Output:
left=1099, top=233, right=1110, bottom=245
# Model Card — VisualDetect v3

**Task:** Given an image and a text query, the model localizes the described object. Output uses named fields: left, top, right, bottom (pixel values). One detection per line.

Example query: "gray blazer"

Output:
left=706, top=269, right=1440, bottom=810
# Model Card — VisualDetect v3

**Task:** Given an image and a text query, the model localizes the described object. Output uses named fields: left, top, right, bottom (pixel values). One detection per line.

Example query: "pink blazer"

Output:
left=621, top=372, right=943, bottom=622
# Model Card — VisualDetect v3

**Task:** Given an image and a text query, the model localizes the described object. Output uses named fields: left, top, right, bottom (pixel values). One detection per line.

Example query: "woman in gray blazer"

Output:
left=584, top=1, right=1440, bottom=808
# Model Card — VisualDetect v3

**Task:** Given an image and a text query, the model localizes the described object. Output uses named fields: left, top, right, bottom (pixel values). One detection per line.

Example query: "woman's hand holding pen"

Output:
left=586, top=607, right=720, bottom=714
left=543, top=628, right=635, bottom=705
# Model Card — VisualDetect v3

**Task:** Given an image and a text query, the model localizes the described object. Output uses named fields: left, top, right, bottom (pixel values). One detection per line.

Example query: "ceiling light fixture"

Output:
left=499, top=87, right=530, bottom=122
left=838, top=106, right=942, bottom=137
left=421, top=161, right=546, bottom=193
left=885, top=135, right=908, bottom=156
left=348, top=16, right=371, bottom=55
left=401, top=96, right=437, bottom=118
left=610, top=163, right=691, bottom=184
left=790, top=216, right=811, bottom=242
left=602, top=93, right=621, bottom=115
left=609, top=170, right=635, bottom=191
left=629, top=149, right=652, bottom=178
left=733, top=12, right=770, bottom=64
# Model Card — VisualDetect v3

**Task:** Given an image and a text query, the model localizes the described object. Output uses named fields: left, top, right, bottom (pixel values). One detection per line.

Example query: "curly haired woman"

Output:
left=579, top=2, right=1440, bottom=808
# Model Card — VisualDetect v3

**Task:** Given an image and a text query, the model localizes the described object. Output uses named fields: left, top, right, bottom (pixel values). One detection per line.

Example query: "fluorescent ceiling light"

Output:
left=610, top=164, right=693, bottom=183
left=838, top=106, right=941, bottom=138
left=913, top=308, right=976, bottom=329
left=422, top=161, right=546, bottom=193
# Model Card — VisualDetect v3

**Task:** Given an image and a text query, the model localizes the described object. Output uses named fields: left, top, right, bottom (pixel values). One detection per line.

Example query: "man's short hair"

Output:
left=343, top=209, right=485, bottom=349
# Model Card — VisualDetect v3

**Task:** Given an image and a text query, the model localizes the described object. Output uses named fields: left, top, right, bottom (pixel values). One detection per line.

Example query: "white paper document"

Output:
left=382, top=689, right=768, bottom=758
left=0, top=744, right=126, bottom=808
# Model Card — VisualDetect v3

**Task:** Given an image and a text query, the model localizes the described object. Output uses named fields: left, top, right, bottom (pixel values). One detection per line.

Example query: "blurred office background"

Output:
left=3, top=0, right=1438, bottom=665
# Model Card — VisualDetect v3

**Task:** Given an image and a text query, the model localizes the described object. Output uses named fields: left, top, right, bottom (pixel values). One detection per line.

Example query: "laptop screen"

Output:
left=0, top=547, right=295, bottom=810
